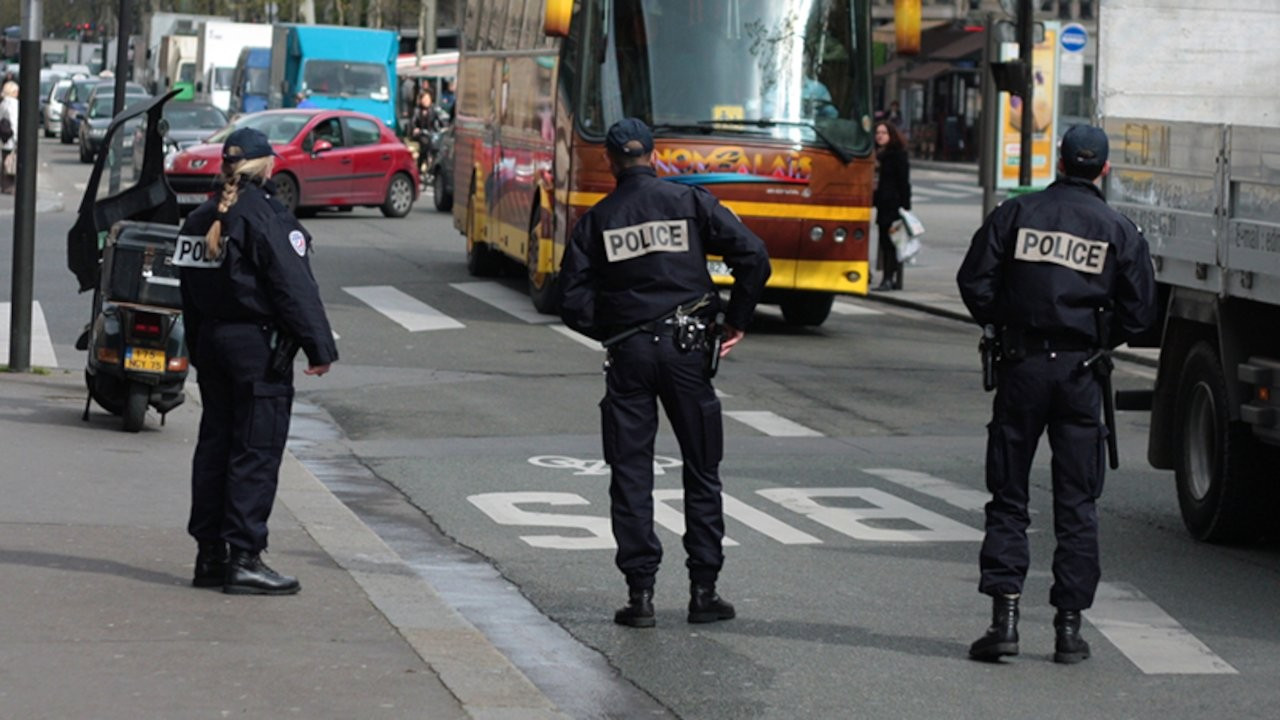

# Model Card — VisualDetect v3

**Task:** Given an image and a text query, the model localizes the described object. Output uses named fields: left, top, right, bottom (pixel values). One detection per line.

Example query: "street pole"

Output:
left=9, top=0, right=42, bottom=372
left=979, top=12, right=999, bottom=218
left=418, top=0, right=437, bottom=59
left=109, top=0, right=130, bottom=196
left=1017, top=0, right=1034, bottom=187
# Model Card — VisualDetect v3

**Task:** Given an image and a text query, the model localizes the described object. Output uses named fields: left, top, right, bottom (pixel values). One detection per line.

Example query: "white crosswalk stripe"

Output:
left=343, top=286, right=464, bottom=332
left=725, top=410, right=823, bottom=437
left=451, top=281, right=557, bottom=324
left=913, top=186, right=970, bottom=199
left=830, top=299, right=884, bottom=316
left=864, top=466, right=1237, bottom=675
left=0, top=301, right=59, bottom=368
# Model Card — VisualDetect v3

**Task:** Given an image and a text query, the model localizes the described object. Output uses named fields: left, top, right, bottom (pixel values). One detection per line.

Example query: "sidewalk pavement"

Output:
left=0, top=371, right=568, bottom=720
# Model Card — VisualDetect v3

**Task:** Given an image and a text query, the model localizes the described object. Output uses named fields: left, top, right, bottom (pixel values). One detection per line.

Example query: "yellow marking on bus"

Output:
left=557, top=190, right=869, bottom=222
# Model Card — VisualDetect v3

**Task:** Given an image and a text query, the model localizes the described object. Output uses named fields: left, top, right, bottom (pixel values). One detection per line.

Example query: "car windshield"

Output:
left=302, top=60, right=389, bottom=98
left=164, top=104, right=228, bottom=130
left=246, top=67, right=269, bottom=94
left=52, top=79, right=71, bottom=101
left=207, top=112, right=312, bottom=144
left=88, top=97, right=114, bottom=119
left=213, top=67, right=234, bottom=91
left=72, top=79, right=98, bottom=99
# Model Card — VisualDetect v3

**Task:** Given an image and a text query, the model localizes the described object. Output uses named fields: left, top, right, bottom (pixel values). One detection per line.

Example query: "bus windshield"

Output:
left=586, top=0, right=870, bottom=156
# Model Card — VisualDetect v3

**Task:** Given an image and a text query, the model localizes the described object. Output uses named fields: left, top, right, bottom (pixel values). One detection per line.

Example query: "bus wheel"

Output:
left=465, top=192, right=500, bottom=277
left=527, top=221, right=558, bottom=315
left=779, top=292, right=834, bottom=326
left=1174, top=341, right=1264, bottom=542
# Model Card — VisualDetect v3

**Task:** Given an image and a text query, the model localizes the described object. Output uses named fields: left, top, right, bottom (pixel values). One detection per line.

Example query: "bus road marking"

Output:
left=757, top=487, right=983, bottom=543
left=863, top=468, right=991, bottom=512
left=830, top=300, right=884, bottom=317
left=450, top=281, right=557, bottom=324
left=548, top=324, right=602, bottom=350
left=344, top=286, right=465, bottom=332
left=725, top=411, right=823, bottom=437
left=1090, top=582, right=1238, bottom=675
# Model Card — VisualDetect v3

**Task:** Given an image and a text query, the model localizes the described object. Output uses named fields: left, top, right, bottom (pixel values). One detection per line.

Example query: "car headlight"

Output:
left=89, top=127, right=106, bottom=138
left=164, top=150, right=177, bottom=171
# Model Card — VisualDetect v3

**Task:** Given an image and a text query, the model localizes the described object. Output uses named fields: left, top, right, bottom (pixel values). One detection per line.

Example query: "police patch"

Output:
left=1014, top=228, right=1109, bottom=275
left=289, top=230, right=307, bottom=257
left=602, top=219, right=689, bottom=263
left=171, top=234, right=224, bottom=268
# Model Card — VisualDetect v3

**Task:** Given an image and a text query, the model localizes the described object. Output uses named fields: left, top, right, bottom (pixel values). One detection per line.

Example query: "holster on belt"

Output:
left=268, top=328, right=301, bottom=378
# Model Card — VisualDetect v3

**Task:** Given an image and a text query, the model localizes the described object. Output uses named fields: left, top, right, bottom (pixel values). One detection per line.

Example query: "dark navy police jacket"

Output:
left=176, top=179, right=339, bottom=367
left=957, top=176, right=1157, bottom=347
left=559, top=166, right=772, bottom=341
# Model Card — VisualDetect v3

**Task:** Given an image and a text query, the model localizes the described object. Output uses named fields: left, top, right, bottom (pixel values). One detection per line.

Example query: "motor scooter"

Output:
left=68, top=90, right=188, bottom=432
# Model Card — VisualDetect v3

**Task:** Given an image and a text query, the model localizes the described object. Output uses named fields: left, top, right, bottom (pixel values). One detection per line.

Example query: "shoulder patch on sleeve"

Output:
left=289, top=229, right=307, bottom=257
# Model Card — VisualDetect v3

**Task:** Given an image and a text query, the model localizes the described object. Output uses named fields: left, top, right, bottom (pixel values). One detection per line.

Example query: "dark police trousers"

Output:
left=980, top=349, right=1106, bottom=611
left=601, top=332, right=724, bottom=591
left=189, top=321, right=295, bottom=553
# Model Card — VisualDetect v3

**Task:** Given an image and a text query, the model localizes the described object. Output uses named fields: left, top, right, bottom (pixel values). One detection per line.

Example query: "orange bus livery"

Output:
left=454, top=0, right=875, bottom=326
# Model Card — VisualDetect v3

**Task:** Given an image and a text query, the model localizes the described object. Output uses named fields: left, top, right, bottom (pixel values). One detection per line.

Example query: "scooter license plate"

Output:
left=124, top=347, right=165, bottom=373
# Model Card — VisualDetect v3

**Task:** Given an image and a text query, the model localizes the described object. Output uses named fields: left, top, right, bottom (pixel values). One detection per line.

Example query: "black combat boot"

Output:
left=614, top=588, right=655, bottom=628
left=1053, top=609, right=1091, bottom=664
left=688, top=582, right=735, bottom=624
left=192, top=543, right=228, bottom=588
left=223, top=549, right=300, bottom=596
left=969, top=594, right=1020, bottom=661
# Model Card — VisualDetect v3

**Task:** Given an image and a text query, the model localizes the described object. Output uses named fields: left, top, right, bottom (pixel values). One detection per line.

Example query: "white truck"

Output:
left=135, top=12, right=227, bottom=93
left=195, top=21, right=273, bottom=113
left=157, top=35, right=199, bottom=99
left=1099, top=0, right=1280, bottom=541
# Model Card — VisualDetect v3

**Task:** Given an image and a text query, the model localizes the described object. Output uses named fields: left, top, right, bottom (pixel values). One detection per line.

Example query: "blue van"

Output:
left=269, top=25, right=398, bottom=130
left=229, top=46, right=270, bottom=115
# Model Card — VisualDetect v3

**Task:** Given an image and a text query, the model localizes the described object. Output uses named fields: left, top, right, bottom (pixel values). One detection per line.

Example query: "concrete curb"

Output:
left=275, top=454, right=569, bottom=720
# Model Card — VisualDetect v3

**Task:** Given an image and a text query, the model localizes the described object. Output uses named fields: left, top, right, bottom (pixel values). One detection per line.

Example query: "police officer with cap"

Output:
left=560, top=117, right=771, bottom=627
left=176, top=126, right=339, bottom=595
left=957, top=124, right=1156, bottom=663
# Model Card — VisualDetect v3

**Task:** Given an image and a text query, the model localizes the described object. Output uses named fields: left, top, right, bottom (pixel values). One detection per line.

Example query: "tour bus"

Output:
left=453, top=0, right=875, bottom=326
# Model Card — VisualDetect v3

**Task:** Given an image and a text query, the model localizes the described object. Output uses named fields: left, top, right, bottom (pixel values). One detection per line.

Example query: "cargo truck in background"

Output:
left=157, top=35, right=199, bottom=100
left=268, top=24, right=399, bottom=130
left=1099, top=0, right=1280, bottom=542
left=196, top=21, right=274, bottom=114
left=229, top=46, right=271, bottom=115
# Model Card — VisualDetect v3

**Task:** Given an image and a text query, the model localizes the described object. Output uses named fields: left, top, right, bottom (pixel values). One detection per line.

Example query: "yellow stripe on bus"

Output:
left=556, top=190, right=869, bottom=222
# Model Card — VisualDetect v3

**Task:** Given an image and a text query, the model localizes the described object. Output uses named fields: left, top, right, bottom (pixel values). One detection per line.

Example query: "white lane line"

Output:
left=725, top=410, right=823, bottom=437
left=1090, top=582, right=1238, bottom=674
left=866, top=467, right=1234, bottom=674
left=343, top=286, right=464, bottom=332
left=862, top=468, right=990, bottom=512
left=831, top=300, right=884, bottom=316
left=0, top=301, right=59, bottom=368
left=450, top=281, right=557, bottom=324
left=548, top=324, right=602, bottom=351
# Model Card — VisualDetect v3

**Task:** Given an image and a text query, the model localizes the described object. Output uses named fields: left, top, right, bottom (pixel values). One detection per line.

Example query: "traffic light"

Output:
left=990, top=60, right=1028, bottom=97
left=895, top=0, right=922, bottom=56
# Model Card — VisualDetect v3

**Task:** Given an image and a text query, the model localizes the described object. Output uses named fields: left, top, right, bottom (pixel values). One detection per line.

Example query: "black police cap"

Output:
left=605, top=117, right=654, bottom=157
left=222, top=127, right=279, bottom=163
left=1060, top=124, right=1108, bottom=175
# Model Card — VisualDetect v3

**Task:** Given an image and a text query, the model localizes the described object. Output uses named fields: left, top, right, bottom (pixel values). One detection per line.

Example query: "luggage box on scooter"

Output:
left=101, top=221, right=183, bottom=309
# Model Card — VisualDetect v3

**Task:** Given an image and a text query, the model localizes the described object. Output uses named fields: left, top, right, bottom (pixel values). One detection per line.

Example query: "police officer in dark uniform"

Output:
left=176, top=127, right=339, bottom=595
left=559, top=118, right=771, bottom=628
left=957, top=125, right=1156, bottom=663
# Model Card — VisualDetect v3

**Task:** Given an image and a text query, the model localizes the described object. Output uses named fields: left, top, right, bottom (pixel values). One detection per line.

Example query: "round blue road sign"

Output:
left=1061, top=23, right=1088, bottom=53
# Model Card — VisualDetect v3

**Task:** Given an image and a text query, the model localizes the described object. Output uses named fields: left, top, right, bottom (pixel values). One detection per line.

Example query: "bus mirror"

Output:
left=894, top=0, right=922, bottom=56
left=545, top=0, right=572, bottom=37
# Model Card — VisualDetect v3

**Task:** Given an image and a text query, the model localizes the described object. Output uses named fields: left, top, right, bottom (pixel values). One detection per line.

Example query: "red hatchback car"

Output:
left=166, top=109, right=419, bottom=217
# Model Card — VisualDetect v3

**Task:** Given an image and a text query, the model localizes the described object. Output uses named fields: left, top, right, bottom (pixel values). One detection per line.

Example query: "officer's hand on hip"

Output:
left=720, top=326, right=745, bottom=357
left=304, top=364, right=331, bottom=376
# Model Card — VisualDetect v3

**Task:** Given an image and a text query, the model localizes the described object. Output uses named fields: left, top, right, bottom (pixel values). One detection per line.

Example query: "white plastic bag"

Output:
left=898, top=208, right=925, bottom=237
left=890, top=219, right=921, bottom=263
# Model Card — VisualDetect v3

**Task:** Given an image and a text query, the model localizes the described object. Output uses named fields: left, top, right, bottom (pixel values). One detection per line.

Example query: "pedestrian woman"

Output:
left=873, top=120, right=912, bottom=290
left=174, top=127, right=338, bottom=595
left=0, top=80, right=18, bottom=194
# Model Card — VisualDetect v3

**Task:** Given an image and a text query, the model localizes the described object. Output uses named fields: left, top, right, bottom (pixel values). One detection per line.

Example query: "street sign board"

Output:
left=1061, top=23, right=1088, bottom=53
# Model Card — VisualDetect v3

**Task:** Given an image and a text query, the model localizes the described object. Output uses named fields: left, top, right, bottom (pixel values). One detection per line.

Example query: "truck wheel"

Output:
left=1174, top=342, right=1262, bottom=542
left=527, top=211, right=558, bottom=315
left=779, top=292, right=834, bottom=326
left=122, top=382, right=149, bottom=433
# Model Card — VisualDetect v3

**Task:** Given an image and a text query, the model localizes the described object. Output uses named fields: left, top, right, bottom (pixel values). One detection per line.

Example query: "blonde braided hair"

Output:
left=205, top=156, right=275, bottom=257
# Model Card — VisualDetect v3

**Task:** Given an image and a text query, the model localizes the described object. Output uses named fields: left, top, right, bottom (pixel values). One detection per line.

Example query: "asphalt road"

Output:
left=7, top=134, right=1280, bottom=719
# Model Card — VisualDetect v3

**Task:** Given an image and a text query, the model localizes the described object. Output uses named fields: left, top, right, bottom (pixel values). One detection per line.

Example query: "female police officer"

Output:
left=175, top=127, right=339, bottom=595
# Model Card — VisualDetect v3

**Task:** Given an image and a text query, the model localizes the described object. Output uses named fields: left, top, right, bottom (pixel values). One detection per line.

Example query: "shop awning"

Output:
left=900, top=62, right=954, bottom=83
left=873, top=57, right=909, bottom=77
left=931, top=31, right=986, bottom=60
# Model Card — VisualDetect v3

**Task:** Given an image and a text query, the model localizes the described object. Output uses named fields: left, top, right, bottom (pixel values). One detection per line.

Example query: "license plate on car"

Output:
left=124, top=347, right=165, bottom=373
left=177, top=193, right=209, bottom=205
left=706, top=260, right=732, bottom=277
